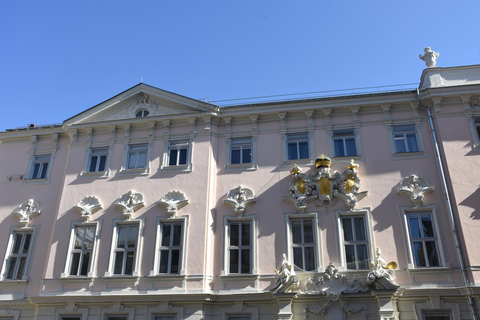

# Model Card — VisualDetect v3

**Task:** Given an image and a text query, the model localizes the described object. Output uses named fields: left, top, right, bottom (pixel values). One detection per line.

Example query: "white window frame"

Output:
left=135, top=109, right=149, bottom=118
left=121, top=142, right=152, bottom=175
left=1, top=226, right=38, bottom=281
left=334, top=209, right=374, bottom=271
left=222, top=215, right=258, bottom=276
left=400, top=205, right=447, bottom=269
left=81, top=146, right=111, bottom=177
left=282, top=132, right=314, bottom=166
left=467, top=116, right=480, bottom=150
left=105, top=219, right=143, bottom=277
left=62, top=221, right=100, bottom=278
left=285, top=212, right=321, bottom=272
left=151, top=216, right=189, bottom=276
left=152, top=315, right=177, bottom=320
left=161, top=138, right=193, bottom=171
left=330, top=128, right=359, bottom=158
left=226, top=136, right=257, bottom=170
left=25, top=154, right=53, bottom=183
left=387, top=122, right=426, bottom=159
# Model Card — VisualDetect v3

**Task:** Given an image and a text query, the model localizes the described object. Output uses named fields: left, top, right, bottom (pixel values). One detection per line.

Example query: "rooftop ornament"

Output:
left=419, top=47, right=439, bottom=68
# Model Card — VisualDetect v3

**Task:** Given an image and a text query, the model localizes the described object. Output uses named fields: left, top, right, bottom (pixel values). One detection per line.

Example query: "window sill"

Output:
left=283, top=159, right=313, bottom=167
left=407, top=266, right=451, bottom=273
left=0, top=279, right=28, bottom=286
left=23, top=178, right=49, bottom=185
left=220, top=274, right=259, bottom=280
left=148, top=273, right=186, bottom=280
left=161, top=164, right=191, bottom=172
left=119, top=168, right=149, bottom=176
left=391, top=151, right=426, bottom=160
left=58, top=275, right=94, bottom=282
left=331, top=155, right=361, bottom=161
left=102, top=275, right=139, bottom=281
left=225, top=163, right=257, bottom=171
left=80, top=171, right=108, bottom=179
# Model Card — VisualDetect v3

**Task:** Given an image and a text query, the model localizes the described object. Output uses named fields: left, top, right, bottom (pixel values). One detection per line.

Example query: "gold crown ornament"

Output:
left=315, top=154, right=331, bottom=168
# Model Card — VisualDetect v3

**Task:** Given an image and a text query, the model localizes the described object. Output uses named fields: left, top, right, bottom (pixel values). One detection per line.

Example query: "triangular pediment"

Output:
left=64, top=83, right=217, bottom=126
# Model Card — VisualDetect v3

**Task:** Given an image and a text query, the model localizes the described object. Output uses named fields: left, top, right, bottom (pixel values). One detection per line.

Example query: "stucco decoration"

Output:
left=305, top=299, right=367, bottom=320
left=285, top=156, right=368, bottom=211
left=419, top=47, right=439, bottom=68
left=224, top=186, right=256, bottom=215
left=272, top=253, right=299, bottom=293
left=115, top=190, right=145, bottom=219
left=367, top=247, right=399, bottom=289
left=74, top=196, right=102, bottom=221
left=398, top=174, right=434, bottom=207
left=157, top=191, right=189, bottom=217
left=12, top=199, right=41, bottom=227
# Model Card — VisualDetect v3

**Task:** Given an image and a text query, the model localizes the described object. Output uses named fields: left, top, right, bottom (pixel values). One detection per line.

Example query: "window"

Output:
left=407, top=212, right=440, bottom=267
left=228, top=221, right=252, bottom=274
left=87, top=148, right=108, bottom=172
left=393, top=125, right=419, bottom=153
left=136, top=110, right=149, bottom=118
left=113, top=224, right=139, bottom=275
left=286, top=133, right=309, bottom=160
left=168, top=140, right=188, bottom=166
left=4, top=231, right=32, bottom=280
left=29, top=155, right=50, bottom=179
left=341, top=216, right=369, bottom=269
left=423, top=311, right=451, bottom=320
left=333, top=129, right=357, bottom=157
left=230, top=138, right=252, bottom=164
left=227, top=317, right=251, bottom=320
left=154, top=316, right=176, bottom=320
left=158, top=222, right=183, bottom=274
left=127, top=144, right=148, bottom=169
left=474, top=118, right=480, bottom=139
left=106, top=317, right=127, bottom=320
left=60, top=317, right=81, bottom=320
left=68, top=225, right=95, bottom=276
left=290, top=218, right=316, bottom=271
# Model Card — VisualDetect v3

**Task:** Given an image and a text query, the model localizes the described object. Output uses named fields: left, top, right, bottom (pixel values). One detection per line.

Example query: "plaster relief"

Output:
left=157, top=191, right=189, bottom=217
left=74, top=196, right=102, bottom=221
left=224, top=186, right=256, bottom=215
left=115, top=190, right=145, bottom=219
left=12, top=199, right=41, bottom=227
left=398, top=174, right=434, bottom=207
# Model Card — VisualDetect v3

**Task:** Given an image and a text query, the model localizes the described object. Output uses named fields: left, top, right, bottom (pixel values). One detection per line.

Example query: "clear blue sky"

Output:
left=1, top=1, right=479, bottom=131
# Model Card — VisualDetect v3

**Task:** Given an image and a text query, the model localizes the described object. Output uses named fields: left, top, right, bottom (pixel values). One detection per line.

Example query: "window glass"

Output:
left=341, top=216, right=369, bottom=270
left=290, top=218, right=316, bottom=271
left=127, top=144, right=148, bottom=169
left=88, top=148, right=108, bottom=172
left=228, top=221, right=252, bottom=274
left=113, top=224, right=138, bottom=275
left=423, top=311, right=451, bottom=320
left=5, top=231, right=33, bottom=280
left=286, top=133, right=309, bottom=160
left=230, top=138, right=252, bottom=164
left=30, top=155, right=50, bottom=179
left=333, top=129, right=357, bottom=157
left=392, top=124, right=419, bottom=153
left=407, top=212, right=440, bottom=267
left=168, top=141, right=189, bottom=166
left=69, top=225, right=96, bottom=276
left=136, top=110, right=149, bottom=117
left=159, top=222, right=183, bottom=274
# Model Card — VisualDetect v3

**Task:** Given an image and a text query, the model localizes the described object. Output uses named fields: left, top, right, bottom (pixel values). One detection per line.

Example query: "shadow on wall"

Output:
left=459, top=187, right=480, bottom=219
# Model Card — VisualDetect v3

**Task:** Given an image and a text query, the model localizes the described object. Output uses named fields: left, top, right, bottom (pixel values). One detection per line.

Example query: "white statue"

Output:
left=369, top=247, right=397, bottom=285
left=419, top=47, right=439, bottom=68
left=275, top=253, right=295, bottom=285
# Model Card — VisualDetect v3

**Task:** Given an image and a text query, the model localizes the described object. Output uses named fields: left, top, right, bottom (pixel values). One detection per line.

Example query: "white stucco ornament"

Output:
left=224, top=186, right=256, bottom=215
left=419, top=47, right=439, bottom=68
left=115, top=190, right=145, bottom=219
left=12, top=199, right=41, bottom=227
left=272, top=253, right=298, bottom=293
left=367, top=247, right=399, bottom=288
left=285, top=156, right=368, bottom=212
left=157, top=191, right=189, bottom=217
left=398, top=174, right=434, bottom=207
left=74, top=196, right=102, bottom=221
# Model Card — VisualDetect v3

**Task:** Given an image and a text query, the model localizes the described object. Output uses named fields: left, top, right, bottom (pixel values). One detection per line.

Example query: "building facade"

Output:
left=0, top=63, right=479, bottom=320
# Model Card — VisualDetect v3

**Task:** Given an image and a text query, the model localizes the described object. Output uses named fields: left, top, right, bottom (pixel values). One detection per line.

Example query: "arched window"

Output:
left=135, top=110, right=149, bottom=118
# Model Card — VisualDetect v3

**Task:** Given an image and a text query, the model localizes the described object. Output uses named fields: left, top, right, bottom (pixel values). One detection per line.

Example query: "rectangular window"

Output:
left=168, top=140, right=189, bottom=166
left=287, top=133, right=309, bottom=160
left=127, top=144, right=148, bottom=169
left=88, top=147, right=108, bottom=172
left=393, top=125, right=419, bottom=153
left=230, top=138, right=252, bottom=164
left=407, top=212, right=440, bottom=267
left=69, top=225, right=95, bottom=276
left=113, top=224, right=139, bottom=275
left=228, top=221, right=252, bottom=274
left=159, top=222, right=183, bottom=274
left=106, top=317, right=127, bottom=320
left=61, top=317, right=81, bottom=320
left=154, top=316, right=176, bottom=320
left=333, top=129, right=357, bottom=157
left=341, top=216, right=369, bottom=270
left=227, top=317, right=251, bottom=320
left=423, top=311, right=451, bottom=320
left=4, top=231, right=32, bottom=280
left=474, top=118, right=480, bottom=140
left=29, top=155, right=50, bottom=179
left=290, top=218, right=316, bottom=271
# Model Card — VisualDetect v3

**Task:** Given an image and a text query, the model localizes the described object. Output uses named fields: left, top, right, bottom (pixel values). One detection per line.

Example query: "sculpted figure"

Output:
left=419, top=47, right=439, bottom=68
left=275, top=253, right=295, bottom=285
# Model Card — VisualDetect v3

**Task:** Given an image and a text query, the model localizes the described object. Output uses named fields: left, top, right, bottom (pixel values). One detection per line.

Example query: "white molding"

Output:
left=161, top=136, right=193, bottom=172
left=386, top=121, right=427, bottom=160
left=225, top=136, right=257, bottom=171
left=80, top=145, right=111, bottom=178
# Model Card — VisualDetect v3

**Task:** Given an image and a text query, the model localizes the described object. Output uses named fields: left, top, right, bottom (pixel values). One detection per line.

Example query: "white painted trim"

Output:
left=80, top=145, right=111, bottom=178
left=225, top=136, right=257, bottom=171
left=120, top=140, right=152, bottom=175
left=161, top=137, right=193, bottom=172
left=386, top=121, right=427, bottom=160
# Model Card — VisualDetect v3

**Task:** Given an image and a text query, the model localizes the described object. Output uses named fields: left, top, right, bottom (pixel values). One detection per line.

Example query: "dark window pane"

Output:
left=304, top=247, right=315, bottom=271
left=127, top=226, right=138, bottom=248
left=241, top=223, right=251, bottom=246
left=117, top=226, right=126, bottom=248
left=345, top=245, right=356, bottom=269
left=303, top=220, right=313, bottom=243
left=40, top=162, right=48, bottom=178
left=98, top=155, right=106, bottom=171
left=413, top=242, right=426, bottom=267
left=394, top=135, right=406, bottom=153
left=80, top=252, right=90, bottom=276
left=74, top=228, right=83, bottom=249
left=342, top=218, right=353, bottom=241
left=408, top=216, right=420, bottom=238
left=171, top=250, right=180, bottom=274
left=406, top=133, right=418, bottom=152
left=334, top=139, right=345, bottom=157
left=89, top=156, right=98, bottom=172
left=231, top=149, right=241, bottom=164
left=114, top=252, right=124, bottom=274
left=159, top=250, right=169, bottom=273
left=242, top=148, right=251, bottom=163
left=230, top=224, right=239, bottom=246
left=6, top=257, right=17, bottom=279
left=287, top=142, right=298, bottom=160
left=12, top=233, right=22, bottom=254
left=127, top=152, right=137, bottom=169
left=162, top=225, right=171, bottom=246
left=70, top=253, right=80, bottom=275
left=345, top=138, right=356, bottom=156
left=298, top=142, right=309, bottom=159
left=293, top=247, right=303, bottom=269
left=421, top=214, right=434, bottom=238
left=125, top=251, right=134, bottom=275
left=173, top=225, right=182, bottom=246
left=23, top=234, right=31, bottom=253
left=426, top=241, right=440, bottom=266
left=230, top=249, right=239, bottom=273
left=354, top=217, right=366, bottom=241
left=292, top=220, right=302, bottom=244
left=169, top=149, right=178, bottom=166
left=241, top=249, right=251, bottom=273
left=179, top=148, right=187, bottom=165
left=32, top=163, right=40, bottom=179
left=357, top=245, right=368, bottom=269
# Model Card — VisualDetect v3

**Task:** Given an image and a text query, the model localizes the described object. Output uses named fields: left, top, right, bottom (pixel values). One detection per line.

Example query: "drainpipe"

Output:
left=416, top=89, right=477, bottom=320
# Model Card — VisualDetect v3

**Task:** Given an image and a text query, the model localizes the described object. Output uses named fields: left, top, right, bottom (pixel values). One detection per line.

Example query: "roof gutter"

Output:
left=416, top=88, right=477, bottom=320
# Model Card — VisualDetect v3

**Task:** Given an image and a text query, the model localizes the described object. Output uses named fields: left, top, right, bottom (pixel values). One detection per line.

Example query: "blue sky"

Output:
left=1, top=1, right=479, bottom=131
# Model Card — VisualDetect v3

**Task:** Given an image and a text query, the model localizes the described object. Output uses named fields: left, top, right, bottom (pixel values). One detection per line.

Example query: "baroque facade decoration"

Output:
left=157, top=191, right=189, bottom=216
left=398, top=174, right=435, bottom=207
left=12, top=199, right=41, bottom=227
left=74, top=196, right=102, bottom=221
left=114, top=190, right=145, bottom=219
left=223, top=185, right=256, bottom=214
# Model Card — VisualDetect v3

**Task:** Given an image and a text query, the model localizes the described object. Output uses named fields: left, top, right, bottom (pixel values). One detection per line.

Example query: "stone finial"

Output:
left=12, top=199, right=41, bottom=227
left=74, top=196, right=102, bottom=221
left=115, top=191, right=145, bottom=219
left=419, top=47, right=439, bottom=68
left=157, top=191, right=189, bottom=217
